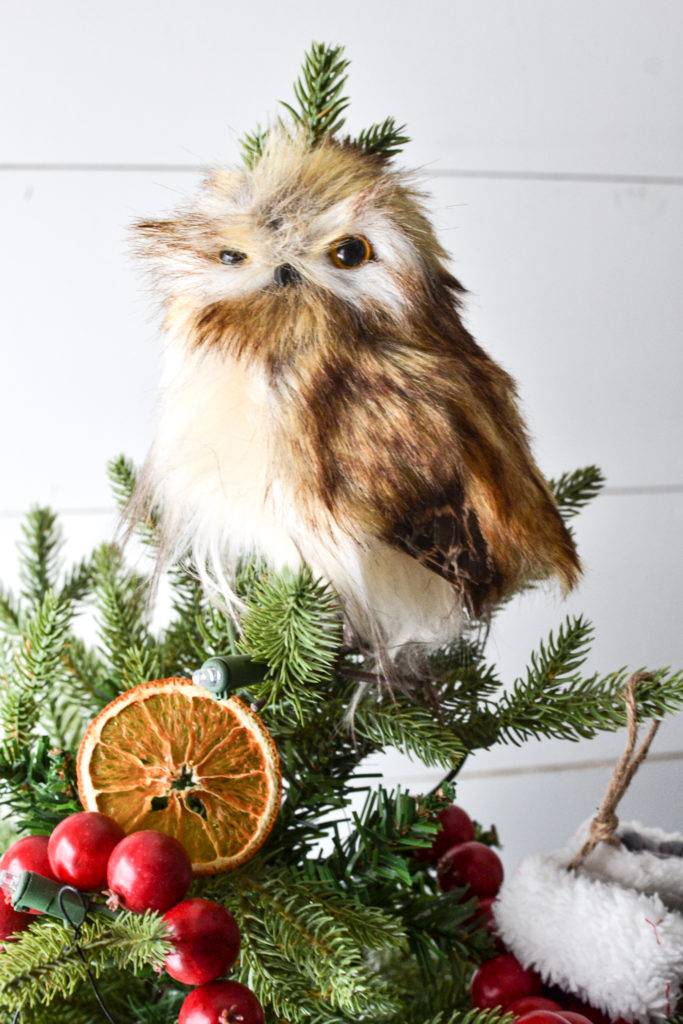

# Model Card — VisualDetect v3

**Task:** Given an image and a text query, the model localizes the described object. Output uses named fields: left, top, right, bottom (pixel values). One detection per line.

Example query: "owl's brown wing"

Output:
left=390, top=479, right=502, bottom=616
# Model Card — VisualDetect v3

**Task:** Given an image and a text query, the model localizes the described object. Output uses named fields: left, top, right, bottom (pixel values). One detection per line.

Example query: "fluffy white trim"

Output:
left=493, top=822, right=683, bottom=1022
left=571, top=819, right=683, bottom=913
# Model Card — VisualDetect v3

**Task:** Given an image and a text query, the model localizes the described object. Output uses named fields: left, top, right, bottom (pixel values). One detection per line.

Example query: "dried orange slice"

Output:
left=77, top=678, right=281, bottom=875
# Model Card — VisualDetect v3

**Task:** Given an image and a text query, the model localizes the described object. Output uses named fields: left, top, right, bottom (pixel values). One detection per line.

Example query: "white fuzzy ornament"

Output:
left=493, top=820, right=683, bottom=1022
left=493, top=675, right=683, bottom=1022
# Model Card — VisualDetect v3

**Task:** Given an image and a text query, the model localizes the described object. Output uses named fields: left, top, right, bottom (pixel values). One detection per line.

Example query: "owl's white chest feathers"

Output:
left=150, top=330, right=466, bottom=652
left=150, top=339, right=301, bottom=584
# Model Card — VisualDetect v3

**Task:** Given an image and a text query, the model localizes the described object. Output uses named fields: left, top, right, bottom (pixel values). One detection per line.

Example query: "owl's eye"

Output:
left=219, top=249, right=249, bottom=265
left=330, top=236, right=372, bottom=269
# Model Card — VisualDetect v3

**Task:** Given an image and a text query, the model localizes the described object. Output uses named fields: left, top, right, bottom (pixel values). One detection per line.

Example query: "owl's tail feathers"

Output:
left=500, top=486, right=582, bottom=601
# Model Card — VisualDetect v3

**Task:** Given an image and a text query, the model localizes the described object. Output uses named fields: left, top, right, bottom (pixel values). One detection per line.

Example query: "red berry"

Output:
left=471, top=953, right=542, bottom=1009
left=438, top=840, right=504, bottom=897
left=417, top=804, right=476, bottom=862
left=0, top=836, right=59, bottom=914
left=179, top=980, right=264, bottom=1024
left=558, top=1014, right=598, bottom=1024
left=0, top=894, right=32, bottom=941
left=106, top=830, right=192, bottom=913
left=507, top=998, right=564, bottom=1017
left=514, top=1014, right=569, bottom=1024
left=48, top=812, right=125, bottom=891
left=163, top=898, right=241, bottom=985
left=559, top=997, right=614, bottom=1024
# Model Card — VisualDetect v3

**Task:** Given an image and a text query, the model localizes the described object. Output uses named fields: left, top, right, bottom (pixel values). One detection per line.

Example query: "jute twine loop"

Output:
left=567, top=671, right=660, bottom=871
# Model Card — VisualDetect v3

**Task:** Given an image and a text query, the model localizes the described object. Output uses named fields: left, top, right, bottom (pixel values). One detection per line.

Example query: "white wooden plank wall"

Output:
left=1, top=1, right=681, bottom=871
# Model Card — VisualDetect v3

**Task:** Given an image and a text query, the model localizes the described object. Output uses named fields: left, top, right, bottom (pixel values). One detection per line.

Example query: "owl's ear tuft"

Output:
left=130, top=219, right=186, bottom=265
left=133, top=219, right=179, bottom=240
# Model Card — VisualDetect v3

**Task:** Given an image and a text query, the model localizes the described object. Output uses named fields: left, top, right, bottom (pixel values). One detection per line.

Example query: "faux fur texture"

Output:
left=575, top=819, right=683, bottom=913
left=493, top=821, right=683, bottom=1022
left=132, top=128, right=580, bottom=656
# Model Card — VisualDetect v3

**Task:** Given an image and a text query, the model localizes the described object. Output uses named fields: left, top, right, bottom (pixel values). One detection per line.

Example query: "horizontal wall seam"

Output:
left=458, top=748, right=683, bottom=781
left=2, top=484, right=682, bottom=519
left=0, top=163, right=681, bottom=187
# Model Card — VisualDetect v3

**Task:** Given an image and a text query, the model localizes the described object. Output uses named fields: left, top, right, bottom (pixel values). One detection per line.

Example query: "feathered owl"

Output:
left=131, top=44, right=579, bottom=658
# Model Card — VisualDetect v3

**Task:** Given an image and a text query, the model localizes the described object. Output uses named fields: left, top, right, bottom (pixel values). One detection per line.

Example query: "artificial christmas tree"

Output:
left=0, top=457, right=681, bottom=1024
left=0, top=41, right=681, bottom=1024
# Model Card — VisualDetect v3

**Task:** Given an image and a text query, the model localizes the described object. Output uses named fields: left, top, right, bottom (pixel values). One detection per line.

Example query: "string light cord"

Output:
left=56, top=885, right=119, bottom=1024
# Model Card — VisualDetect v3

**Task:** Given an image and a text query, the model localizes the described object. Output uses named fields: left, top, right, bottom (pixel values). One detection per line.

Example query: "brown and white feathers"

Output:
left=132, top=129, right=579, bottom=656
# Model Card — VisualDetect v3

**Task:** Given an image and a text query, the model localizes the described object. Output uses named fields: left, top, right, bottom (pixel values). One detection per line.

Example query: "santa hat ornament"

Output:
left=493, top=674, right=683, bottom=1023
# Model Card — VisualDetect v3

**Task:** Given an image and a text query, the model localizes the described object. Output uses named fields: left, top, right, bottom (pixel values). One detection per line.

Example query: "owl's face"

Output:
left=135, top=131, right=456, bottom=362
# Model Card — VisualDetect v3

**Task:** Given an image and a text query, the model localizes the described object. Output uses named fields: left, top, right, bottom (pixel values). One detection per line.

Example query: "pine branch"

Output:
left=200, top=867, right=407, bottom=1020
left=13, top=589, right=73, bottom=692
left=280, top=42, right=350, bottom=147
left=120, top=642, right=164, bottom=691
left=400, top=887, right=495, bottom=983
left=266, top=729, right=370, bottom=863
left=0, top=679, right=40, bottom=761
left=233, top=885, right=402, bottom=1023
left=238, top=567, right=343, bottom=718
left=0, top=911, right=170, bottom=1015
left=112, top=975, right=186, bottom=1024
left=325, top=787, right=442, bottom=896
left=196, top=600, right=241, bottom=663
left=18, top=507, right=63, bottom=608
left=355, top=117, right=410, bottom=159
left=354, top=692, right=467, bottom=770
left=91, top=543, right=153, bottom=691
left=39, top=667, right=101, bottom=753
left=0, top=991, right=102, bottom=1024
left=408, top=1009, right=514, bottom=1024
left=58, top=556, right=94, bottom=606
left=241, top=125, right=268, bottom=168
left=490, top=617, right=683, bottom=744
left=550, top=465, right=605, bottom=520
left=107, top=454, right=159, bottom=546
left=0, top=590, right=74, bottom=756
left=0, top=737, right=80, bottom=833
left=62, top=635, right=110, bottom=704
left=0, top=583, right=21, bottom=635
left=107, top=453, right=138, bottom=511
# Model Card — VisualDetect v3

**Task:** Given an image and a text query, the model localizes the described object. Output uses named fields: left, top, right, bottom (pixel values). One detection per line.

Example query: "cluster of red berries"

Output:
left=470, top=953, right=631, bottom=1024
left=0, top=812, right=264, bottom=1024
left=418, top=803, right=631, bottom=1024
left=417, top=801, right=504, bottom=920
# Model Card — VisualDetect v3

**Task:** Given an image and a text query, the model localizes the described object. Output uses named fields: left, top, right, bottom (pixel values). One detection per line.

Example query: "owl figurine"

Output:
left=131, top=45, right=579, bottom=660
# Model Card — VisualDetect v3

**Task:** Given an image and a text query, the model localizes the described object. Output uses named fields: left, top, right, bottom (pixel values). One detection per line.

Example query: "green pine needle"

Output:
left=91, top=543, right=153, bottom=691
left=492, top=615, right=683, bottom=745
left=0, top=911, right=170, bottom=1016
left=239, top=43, right=409, bottom=170
left=107, top=454, right=138, bottom=511
left=354, top=692, right=467, bottom=769
left=206, top=869, right=406, bottom=1020
left=0, top=584, right=20, bottom=635
left=241, top=124, right=268, bottom=168
left=0, top=737, right=80, bottom=833
left=356, top=116, right=410, bottom=159
left=13, top=589, right=73, bottom=691
left=550, top=465, right=605, bottom=520
left=280, top=42, right=351, bottom=148
left=238, top=566, right=343, bottom=718
left=107, top=454, right=158, bottom=546
left=18, top=508, right=63, bottom=608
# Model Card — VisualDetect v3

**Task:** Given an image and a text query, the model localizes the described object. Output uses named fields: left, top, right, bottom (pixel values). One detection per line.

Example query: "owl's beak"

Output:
left=273, top=264, right=301, bottom=288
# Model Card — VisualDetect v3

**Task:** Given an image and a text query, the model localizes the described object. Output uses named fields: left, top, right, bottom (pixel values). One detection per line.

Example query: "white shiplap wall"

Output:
left=1, top=0, right=681, bottom=871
